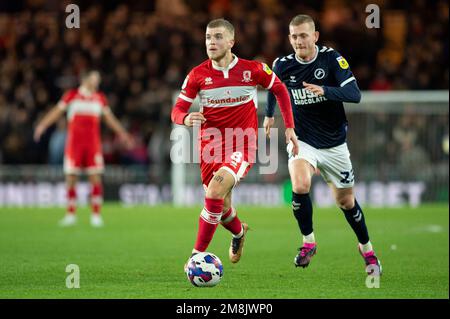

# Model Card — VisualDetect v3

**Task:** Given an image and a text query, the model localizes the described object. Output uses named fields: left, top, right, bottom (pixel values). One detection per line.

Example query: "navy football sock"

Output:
left=341, top=199, right=369, bottom=244
left=292, top=192, right=313, bottom=236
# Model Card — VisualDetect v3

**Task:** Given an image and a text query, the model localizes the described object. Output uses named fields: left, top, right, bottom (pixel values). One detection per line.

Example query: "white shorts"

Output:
left=287, top=140, right=354, bottom=188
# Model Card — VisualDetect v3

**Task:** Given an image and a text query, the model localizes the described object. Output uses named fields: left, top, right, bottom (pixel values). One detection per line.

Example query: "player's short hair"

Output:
left=80, top=69, right=100, bottom=82
left=289, top=14, right=316, bottom=31
left=207, top=18, right=235, bottom=38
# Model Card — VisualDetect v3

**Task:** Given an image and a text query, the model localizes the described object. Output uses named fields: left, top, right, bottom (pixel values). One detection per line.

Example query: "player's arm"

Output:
left=303, top=53, right=361, bottom=103
left=102, top=108, right=134, bottom=147
left=33, top=101, right=66, bottom=142
left=171, top=71, right=205, bottom=127
left=259, top=62, right=298, bottom=156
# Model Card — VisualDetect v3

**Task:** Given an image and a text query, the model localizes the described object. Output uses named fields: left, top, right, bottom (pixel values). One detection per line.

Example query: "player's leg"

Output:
left=221, top=191, right=249, bottom=263
left=286, top=140, right=319, bottom=267
left=60, top=148, right=80, bottom=226
left=85, top=146, right=104, bottom=227
left=59, top=173, right=78, bottom=226
left=221, top=191, right=244, bottom=236
left=88, top=173, right=104, bottom=227
left=289, top=158, right=317, bottom=267
left=192, top=168, right=235, bottom=255
left=320, top=142, right=381, bottom=274
left=330, top=185, right=381, bottom=274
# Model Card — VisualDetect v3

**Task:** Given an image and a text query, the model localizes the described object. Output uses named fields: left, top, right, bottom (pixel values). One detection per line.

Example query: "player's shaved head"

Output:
left=207, top=18, right=235, bottom=39
left=289, top=14, right=316, bottom=31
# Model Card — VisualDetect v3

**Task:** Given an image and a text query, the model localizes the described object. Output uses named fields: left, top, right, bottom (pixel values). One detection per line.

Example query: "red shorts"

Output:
left=64, top=143, right=104, bottom=175
left=200, top=150, right=253, bottom=189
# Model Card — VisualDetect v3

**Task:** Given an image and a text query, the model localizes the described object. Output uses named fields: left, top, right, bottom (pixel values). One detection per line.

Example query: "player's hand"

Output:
left=184, top=112, right=206, bottom=127
left=285, top=128, right=299, bottom=156
left=33, top=125, right=45, bottom=142
left=263, top=116, right=275, bottom=138
left=303, top=82, right=324, bottom=96
left=119, top=132, right=135, bottom=150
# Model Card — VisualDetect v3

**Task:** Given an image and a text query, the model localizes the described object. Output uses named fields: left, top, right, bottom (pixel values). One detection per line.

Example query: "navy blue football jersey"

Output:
left=267, top=45, right=359, bottom=149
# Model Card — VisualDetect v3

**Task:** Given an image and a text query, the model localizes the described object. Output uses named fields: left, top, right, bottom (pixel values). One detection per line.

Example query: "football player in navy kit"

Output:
left=265, top=14, right=382, bottom=275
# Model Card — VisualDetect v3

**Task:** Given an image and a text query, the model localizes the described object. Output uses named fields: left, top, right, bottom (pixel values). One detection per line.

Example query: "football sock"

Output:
left=91, top=183, right=103, bottom=215
left=360, top=241, right=373, bottom=254
left=341, top=199, right=370, bottom=245
left=194, top=197, right=224, bottom=252
left=221, top=207, right=243, bottom=237
left=67, top=186, right=77, bottom=215
left=292, top=192, right=314, bottom=237
left=303, top=232, right=316, bottom=244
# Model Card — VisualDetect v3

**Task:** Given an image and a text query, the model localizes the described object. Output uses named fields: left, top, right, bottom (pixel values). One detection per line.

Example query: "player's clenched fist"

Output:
left=184, top=112, right=206, bottom=127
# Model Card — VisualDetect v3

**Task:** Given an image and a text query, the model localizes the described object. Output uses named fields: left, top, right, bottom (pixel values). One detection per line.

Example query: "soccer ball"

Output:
left=186, top=252, right=223, bottom=287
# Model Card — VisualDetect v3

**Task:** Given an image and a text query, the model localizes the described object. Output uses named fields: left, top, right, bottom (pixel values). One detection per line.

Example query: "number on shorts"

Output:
left=340, top=169, right=354, bottom=184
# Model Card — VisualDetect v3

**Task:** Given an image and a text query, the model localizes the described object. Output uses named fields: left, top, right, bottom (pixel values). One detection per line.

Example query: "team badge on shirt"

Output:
left=336, top=56, right=349, bottom=69
left=262, top=63, right=273, bottom=75
left=242, top=71, right=252, bottom=82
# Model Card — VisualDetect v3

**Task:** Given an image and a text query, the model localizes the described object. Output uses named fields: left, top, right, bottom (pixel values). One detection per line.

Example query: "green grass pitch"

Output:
left=0, top=204, right=448, bottom=298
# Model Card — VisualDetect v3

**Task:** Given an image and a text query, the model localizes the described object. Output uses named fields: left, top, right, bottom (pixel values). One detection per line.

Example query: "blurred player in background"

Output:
left=171, top=19, right=298, bottom=268
left=34, top=70, right=133, bottom=227
left=265, top=15, right=382, bottom=274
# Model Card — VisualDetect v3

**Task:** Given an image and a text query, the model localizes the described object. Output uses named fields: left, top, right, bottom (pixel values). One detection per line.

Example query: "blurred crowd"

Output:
left=0, top=0, right=448, bottom=170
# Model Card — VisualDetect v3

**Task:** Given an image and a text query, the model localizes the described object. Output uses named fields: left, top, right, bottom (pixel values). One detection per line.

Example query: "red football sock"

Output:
left=194, top=197, right=224, bottom=252
left=67, top=187, right=76, bottom=215
left=221, top=207, right=243, bottom=235
left=91, top=183, right=103, bottom=215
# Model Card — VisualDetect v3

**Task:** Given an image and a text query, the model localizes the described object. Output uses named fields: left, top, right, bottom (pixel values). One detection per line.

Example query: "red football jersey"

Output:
left=172, top=56, right=294, bottom=161
left=59, top=88, right=109, bottom=148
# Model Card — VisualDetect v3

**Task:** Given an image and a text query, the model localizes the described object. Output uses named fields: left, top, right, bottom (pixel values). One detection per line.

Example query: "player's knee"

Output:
left=336, top=195, right=354, bottom=210
left=205, top=187, right=226, bottom=200
left=292, top=179, right=311, bottom=194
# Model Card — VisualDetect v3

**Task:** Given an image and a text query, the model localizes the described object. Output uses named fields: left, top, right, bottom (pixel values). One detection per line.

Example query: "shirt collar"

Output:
left=211, top=54, right=239, bottom=71
left=295, top=45, right=319, bottom=65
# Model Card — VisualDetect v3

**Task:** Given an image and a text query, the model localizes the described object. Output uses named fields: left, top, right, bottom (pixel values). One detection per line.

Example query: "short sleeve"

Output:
left=58, top=90, right=76, bottom=110
left=178, top=69, right=200, bottom=103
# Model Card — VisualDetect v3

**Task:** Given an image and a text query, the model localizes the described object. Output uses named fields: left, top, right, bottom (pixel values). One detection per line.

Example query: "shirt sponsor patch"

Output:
left=262, top=63, right=273, bottom=75
left=336, top=56, right=349, bottom=69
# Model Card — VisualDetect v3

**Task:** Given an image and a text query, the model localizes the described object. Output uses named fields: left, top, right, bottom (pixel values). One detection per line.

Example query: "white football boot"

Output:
left=59, top=214, right=77, bottom=227
left=90, top=214, right=104, bottom=228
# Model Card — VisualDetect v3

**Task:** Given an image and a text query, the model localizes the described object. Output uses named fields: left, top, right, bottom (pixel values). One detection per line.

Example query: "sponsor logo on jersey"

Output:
left=242, top=70, right=252, bottom=82
left=262, top=63, right=273, bottom=75
left=290, top=76, right=296, bottom=83
left=314, top=68, right=325, bottom=79
left=336, top=56, right=349, bottom=69
left=205, top=77, right=213, bottom=85
left=207, top=95, right=250, bottom=105
left=290, top=88, right=327, bottom=105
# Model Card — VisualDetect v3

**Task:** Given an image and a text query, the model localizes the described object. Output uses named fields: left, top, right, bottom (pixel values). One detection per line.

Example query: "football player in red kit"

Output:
left=171, top=19, right=299, bottom=267
left=34, top=70, right=133, bottom=227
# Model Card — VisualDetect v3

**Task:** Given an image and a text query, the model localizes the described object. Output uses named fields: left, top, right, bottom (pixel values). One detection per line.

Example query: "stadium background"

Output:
left=0, top=0, right=448, bottom=207
left=0, top=0, right=448, bottom=299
